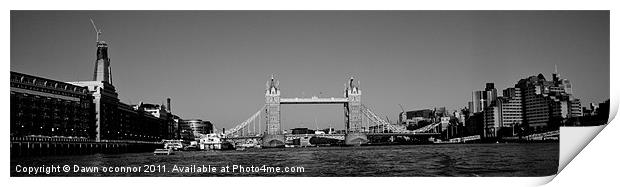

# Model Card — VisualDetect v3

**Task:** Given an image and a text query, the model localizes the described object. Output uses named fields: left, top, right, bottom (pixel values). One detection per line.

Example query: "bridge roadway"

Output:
left=224, top=132, right=441, bottom=140
left=280, top=97, right=348, bottom=104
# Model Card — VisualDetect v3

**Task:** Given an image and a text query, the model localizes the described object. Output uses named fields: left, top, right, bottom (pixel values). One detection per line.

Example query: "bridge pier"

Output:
left=262, top=134, right=286, bottom=148
left=345, top=132, right=368, bottom=146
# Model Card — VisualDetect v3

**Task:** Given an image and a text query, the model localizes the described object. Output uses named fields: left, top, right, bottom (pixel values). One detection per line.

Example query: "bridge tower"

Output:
left=344, top=77, right=369, bottom=145
left=262, top=75, right=286, bottom=148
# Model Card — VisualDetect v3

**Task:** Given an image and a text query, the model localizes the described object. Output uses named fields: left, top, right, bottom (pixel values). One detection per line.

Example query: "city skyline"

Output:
left=11, top=11, right=609, bottom=130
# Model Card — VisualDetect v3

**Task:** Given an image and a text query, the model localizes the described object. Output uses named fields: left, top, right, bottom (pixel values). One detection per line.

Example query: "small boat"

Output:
left=163, top=140, right=184, bottom=151
left=154, top=149, right=174, bottom=155
left=221, top=142, right=235, bottom=150
left=183, top=145, right=199, bottom=151
left=240, top=143, right=257, bottom=148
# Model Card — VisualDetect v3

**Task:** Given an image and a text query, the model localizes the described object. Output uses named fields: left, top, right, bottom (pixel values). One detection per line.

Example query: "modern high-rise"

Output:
left=470, top=90, right=484, bottom=113
left=569, top=99, right=583, bottom=118
left=481, top=68, right=581, bottom=137
left=515, top=70, right=581, bottom=131
left=501, top=88, right=523, bottom=128
left=469, top=83, right=498, bottom=114
left=92, top=41, right=112, bottom=84
left=484, top=83, right=498, bottom=107
left=483, top=87, right=522, bottom=138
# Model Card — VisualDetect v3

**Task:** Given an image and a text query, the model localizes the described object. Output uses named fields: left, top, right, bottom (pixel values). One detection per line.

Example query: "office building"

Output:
left=484, top=83, right=498, bottom=107
left=478, top=68, right=582, bottom=137
left=399, top=109, right=436, bottom=128
left=515, top=70, right=581, bottom=132
left=469, top=91, right=484, bottom=113
left=483, top=87, right=523, bottom=138
left=179, top=119, right=214, bottom=140
left=469, top=83, right=498, bottom=114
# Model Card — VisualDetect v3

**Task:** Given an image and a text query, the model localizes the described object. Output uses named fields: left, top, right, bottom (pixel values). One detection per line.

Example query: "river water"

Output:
left=11, top=143, right=558, bottom=177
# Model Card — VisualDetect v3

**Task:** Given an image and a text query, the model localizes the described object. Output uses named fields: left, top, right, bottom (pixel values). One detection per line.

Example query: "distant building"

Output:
left=484, top=83, right=498, bottom=107
left=435, top=107, right=448, bottom=117
left=399, top=109, right=434, bottom=125
left=133, top=102, right=175, bottom=140
left=440, top=116, right=450, bottom=131
left=500, top=88, right=523, bottom=129
left=483, top=87, right=522, bottom=138
left=465, top=112, right=484, bottom=137
left=516, top=71, right=581, bottom=132
left=475, top=68, right=582, bottom=138
left=570, top=99, right=609, bottom=126
left=139, top=103, right=169, bottom=118
left=598, top=100, right=610, bottom=122
left=469, top=83, right=497, bottom=114
left=582, top=102, right=600, bottom=117
left=569, top=99, right=582, bottom=118
left=453, top=110, right=466, bottom=125
left=469, top=91, right=484, bottom=113
left=179, top=119, right=214, bottom=140
left=170, top=114, right=182, bottom=139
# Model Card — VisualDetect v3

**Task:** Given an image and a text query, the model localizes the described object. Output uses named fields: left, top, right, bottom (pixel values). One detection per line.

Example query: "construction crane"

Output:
left=90, top=19, right=102, bottom=42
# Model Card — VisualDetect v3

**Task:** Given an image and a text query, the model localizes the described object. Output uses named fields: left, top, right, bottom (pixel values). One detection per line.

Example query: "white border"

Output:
left=3, top=1, right=618, bottom=187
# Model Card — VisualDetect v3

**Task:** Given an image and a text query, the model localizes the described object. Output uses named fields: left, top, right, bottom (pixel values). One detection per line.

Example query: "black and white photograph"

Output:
left=8, top=10, right=610, bottom=178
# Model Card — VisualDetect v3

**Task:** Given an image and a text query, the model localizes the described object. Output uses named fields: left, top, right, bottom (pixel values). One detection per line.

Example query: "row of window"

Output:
left=11, top=83, right=89, bottom=98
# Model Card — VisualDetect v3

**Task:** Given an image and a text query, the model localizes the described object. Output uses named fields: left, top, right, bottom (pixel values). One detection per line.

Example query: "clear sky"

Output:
left=11, top=11, right=609, bottom=131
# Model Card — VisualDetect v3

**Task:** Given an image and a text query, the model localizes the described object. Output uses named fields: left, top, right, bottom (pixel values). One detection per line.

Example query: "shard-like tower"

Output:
left=93, top=41, right=112, bottom=84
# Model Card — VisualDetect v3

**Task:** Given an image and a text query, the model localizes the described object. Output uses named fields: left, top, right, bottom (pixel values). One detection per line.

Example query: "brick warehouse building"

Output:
left=10, top=72, right=96, bottom=139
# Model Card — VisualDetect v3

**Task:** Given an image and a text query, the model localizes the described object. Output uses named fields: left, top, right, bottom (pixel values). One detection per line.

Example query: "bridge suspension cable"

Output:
left=360, top=104, right=441, bottom=134
left=225, top=105, right=266, bottom=137
left=411, top=122, right=441, bottom=133
left=361, top=104, right=400, bottom=133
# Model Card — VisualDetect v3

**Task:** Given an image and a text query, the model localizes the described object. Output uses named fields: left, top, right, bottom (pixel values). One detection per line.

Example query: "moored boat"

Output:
left=154, top=148, right=174, bottom=155
left=163, top=140, right=184, bottom=150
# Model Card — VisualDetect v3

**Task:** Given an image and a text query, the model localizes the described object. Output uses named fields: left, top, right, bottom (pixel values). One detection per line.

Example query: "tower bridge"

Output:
left=224, top=75, right=441, bottom=148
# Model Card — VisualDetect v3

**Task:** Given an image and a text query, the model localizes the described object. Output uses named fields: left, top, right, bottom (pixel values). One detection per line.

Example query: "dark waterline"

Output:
left=11, top=142, right=558, bottom=177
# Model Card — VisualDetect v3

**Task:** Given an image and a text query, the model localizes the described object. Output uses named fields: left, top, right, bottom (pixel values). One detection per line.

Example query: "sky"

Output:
left=11, top=11, right=609, bottom=131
